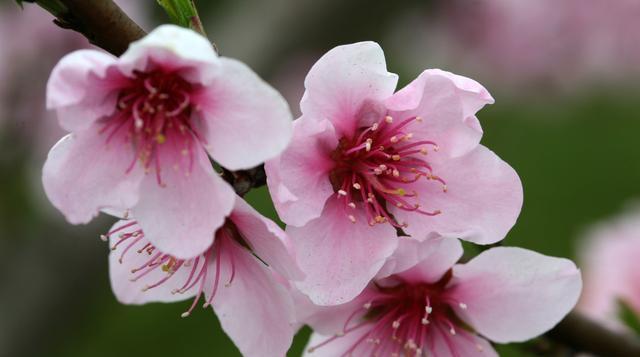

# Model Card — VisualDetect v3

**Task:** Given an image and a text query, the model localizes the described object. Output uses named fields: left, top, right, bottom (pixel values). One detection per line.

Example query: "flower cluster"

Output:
left=42, top=26, right=582, bottom=356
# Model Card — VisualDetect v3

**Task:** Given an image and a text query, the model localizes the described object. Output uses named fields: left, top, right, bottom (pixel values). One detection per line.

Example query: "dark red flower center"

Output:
left=330, top=114, right=446, bottom=228
left=99, top=69, right=204, bottom=186
left=308, top=273, right=474, bottom=356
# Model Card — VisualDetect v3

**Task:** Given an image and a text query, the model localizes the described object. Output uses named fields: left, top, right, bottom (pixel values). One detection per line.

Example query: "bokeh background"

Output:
left=1, top=0, right=639, bottom=356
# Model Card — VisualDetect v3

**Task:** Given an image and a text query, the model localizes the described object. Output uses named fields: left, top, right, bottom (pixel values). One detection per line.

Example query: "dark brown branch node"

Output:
left=221, top=165, right=267, bottom=197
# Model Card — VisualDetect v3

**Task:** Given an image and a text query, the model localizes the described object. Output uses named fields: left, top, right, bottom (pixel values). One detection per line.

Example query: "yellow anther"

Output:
left=155, top=133, right=166, bottom=144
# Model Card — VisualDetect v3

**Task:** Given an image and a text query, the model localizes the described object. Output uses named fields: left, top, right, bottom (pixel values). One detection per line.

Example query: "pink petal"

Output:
left=300, top=42, right=398, bottom=138
left=295, top=287, right=378, bottom=336
left=265, top=117, right=338, bottom=227
left=132, top=145, right=235, bottom=260
left=195, top=57, right=293, bottom=170
left=229, top=197, right=304, bottom=280
left=108, top=221, right=196, bottom=305
left=210, top=239, right=296, bottom=357
left=377, top=236, right=462, bottom=283
left=427, top=324, right=498, bottom=357
left=303, top=327, right=372, bottom=357
left=289, top=199, right=398, bottom=305
left=47, top=49, right=120, bottom=132
left=448, top=247, right=582, bottom=343
left=396, top=145, right=523, bottom=245
left=385, top=69, right=494, bottom=158
left=42, top=127, right=144, bottom=224
left=119, top=24, right=220, bottom=84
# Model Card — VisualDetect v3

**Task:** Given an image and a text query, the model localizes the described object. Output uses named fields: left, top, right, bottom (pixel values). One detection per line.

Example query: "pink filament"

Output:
left=331, top=113, right=447, bottom=228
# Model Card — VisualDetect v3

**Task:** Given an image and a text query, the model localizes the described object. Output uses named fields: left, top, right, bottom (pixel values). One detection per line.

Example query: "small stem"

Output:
left=188, top=1, right=206, bottom=35
left=547, top=311, right=640, bottom=357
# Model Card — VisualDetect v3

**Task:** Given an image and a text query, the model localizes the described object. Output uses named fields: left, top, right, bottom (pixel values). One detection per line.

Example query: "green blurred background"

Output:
left=0, top=0, right=638, bottom=356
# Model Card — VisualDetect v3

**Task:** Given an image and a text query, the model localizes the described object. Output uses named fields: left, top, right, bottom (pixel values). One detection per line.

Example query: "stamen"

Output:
left=329, top=110, right=447, bottom=231
left=99, top=70, right=201, bottom=188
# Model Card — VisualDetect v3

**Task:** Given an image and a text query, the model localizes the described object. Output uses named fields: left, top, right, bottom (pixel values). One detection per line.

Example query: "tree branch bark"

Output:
left=547, top=311, right=640, bottom=357
left=52, top=0, right=146, bottom=56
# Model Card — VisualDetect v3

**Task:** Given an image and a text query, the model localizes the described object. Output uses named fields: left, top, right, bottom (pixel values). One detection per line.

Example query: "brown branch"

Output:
left=546, top=311, right=640, bottom=357
left=52, top=0, right=146, bottom=56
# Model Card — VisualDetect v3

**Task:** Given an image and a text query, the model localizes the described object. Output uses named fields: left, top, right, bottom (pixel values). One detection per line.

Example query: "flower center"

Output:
left=103, top=220, right=244, bottom=318
left=308, top=274, right=472, bottom=356
left=329, top=114, right=446, bottom=228
left=99, top=70, right=203, bottom=186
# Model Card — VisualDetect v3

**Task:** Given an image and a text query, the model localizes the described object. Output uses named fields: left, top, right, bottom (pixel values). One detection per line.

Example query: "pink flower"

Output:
left=105, top=196, right=303, bottom=357
left=440, top=0, right=640, bottom=88
left=577, top=206, right=640, bottom=331
left=299, top=238, right=582, bottom=356
left=42, top=25, right=293, bottom=259
left=266, top=42, right=522, bottom=305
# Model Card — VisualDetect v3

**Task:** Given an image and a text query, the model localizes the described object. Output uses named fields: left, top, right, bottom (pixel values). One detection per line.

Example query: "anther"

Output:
left=348, top=215, right=356, bottom=223
left=338, top=190, right=348, bottom=196
left=385, top=115, right=393, bottom=123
